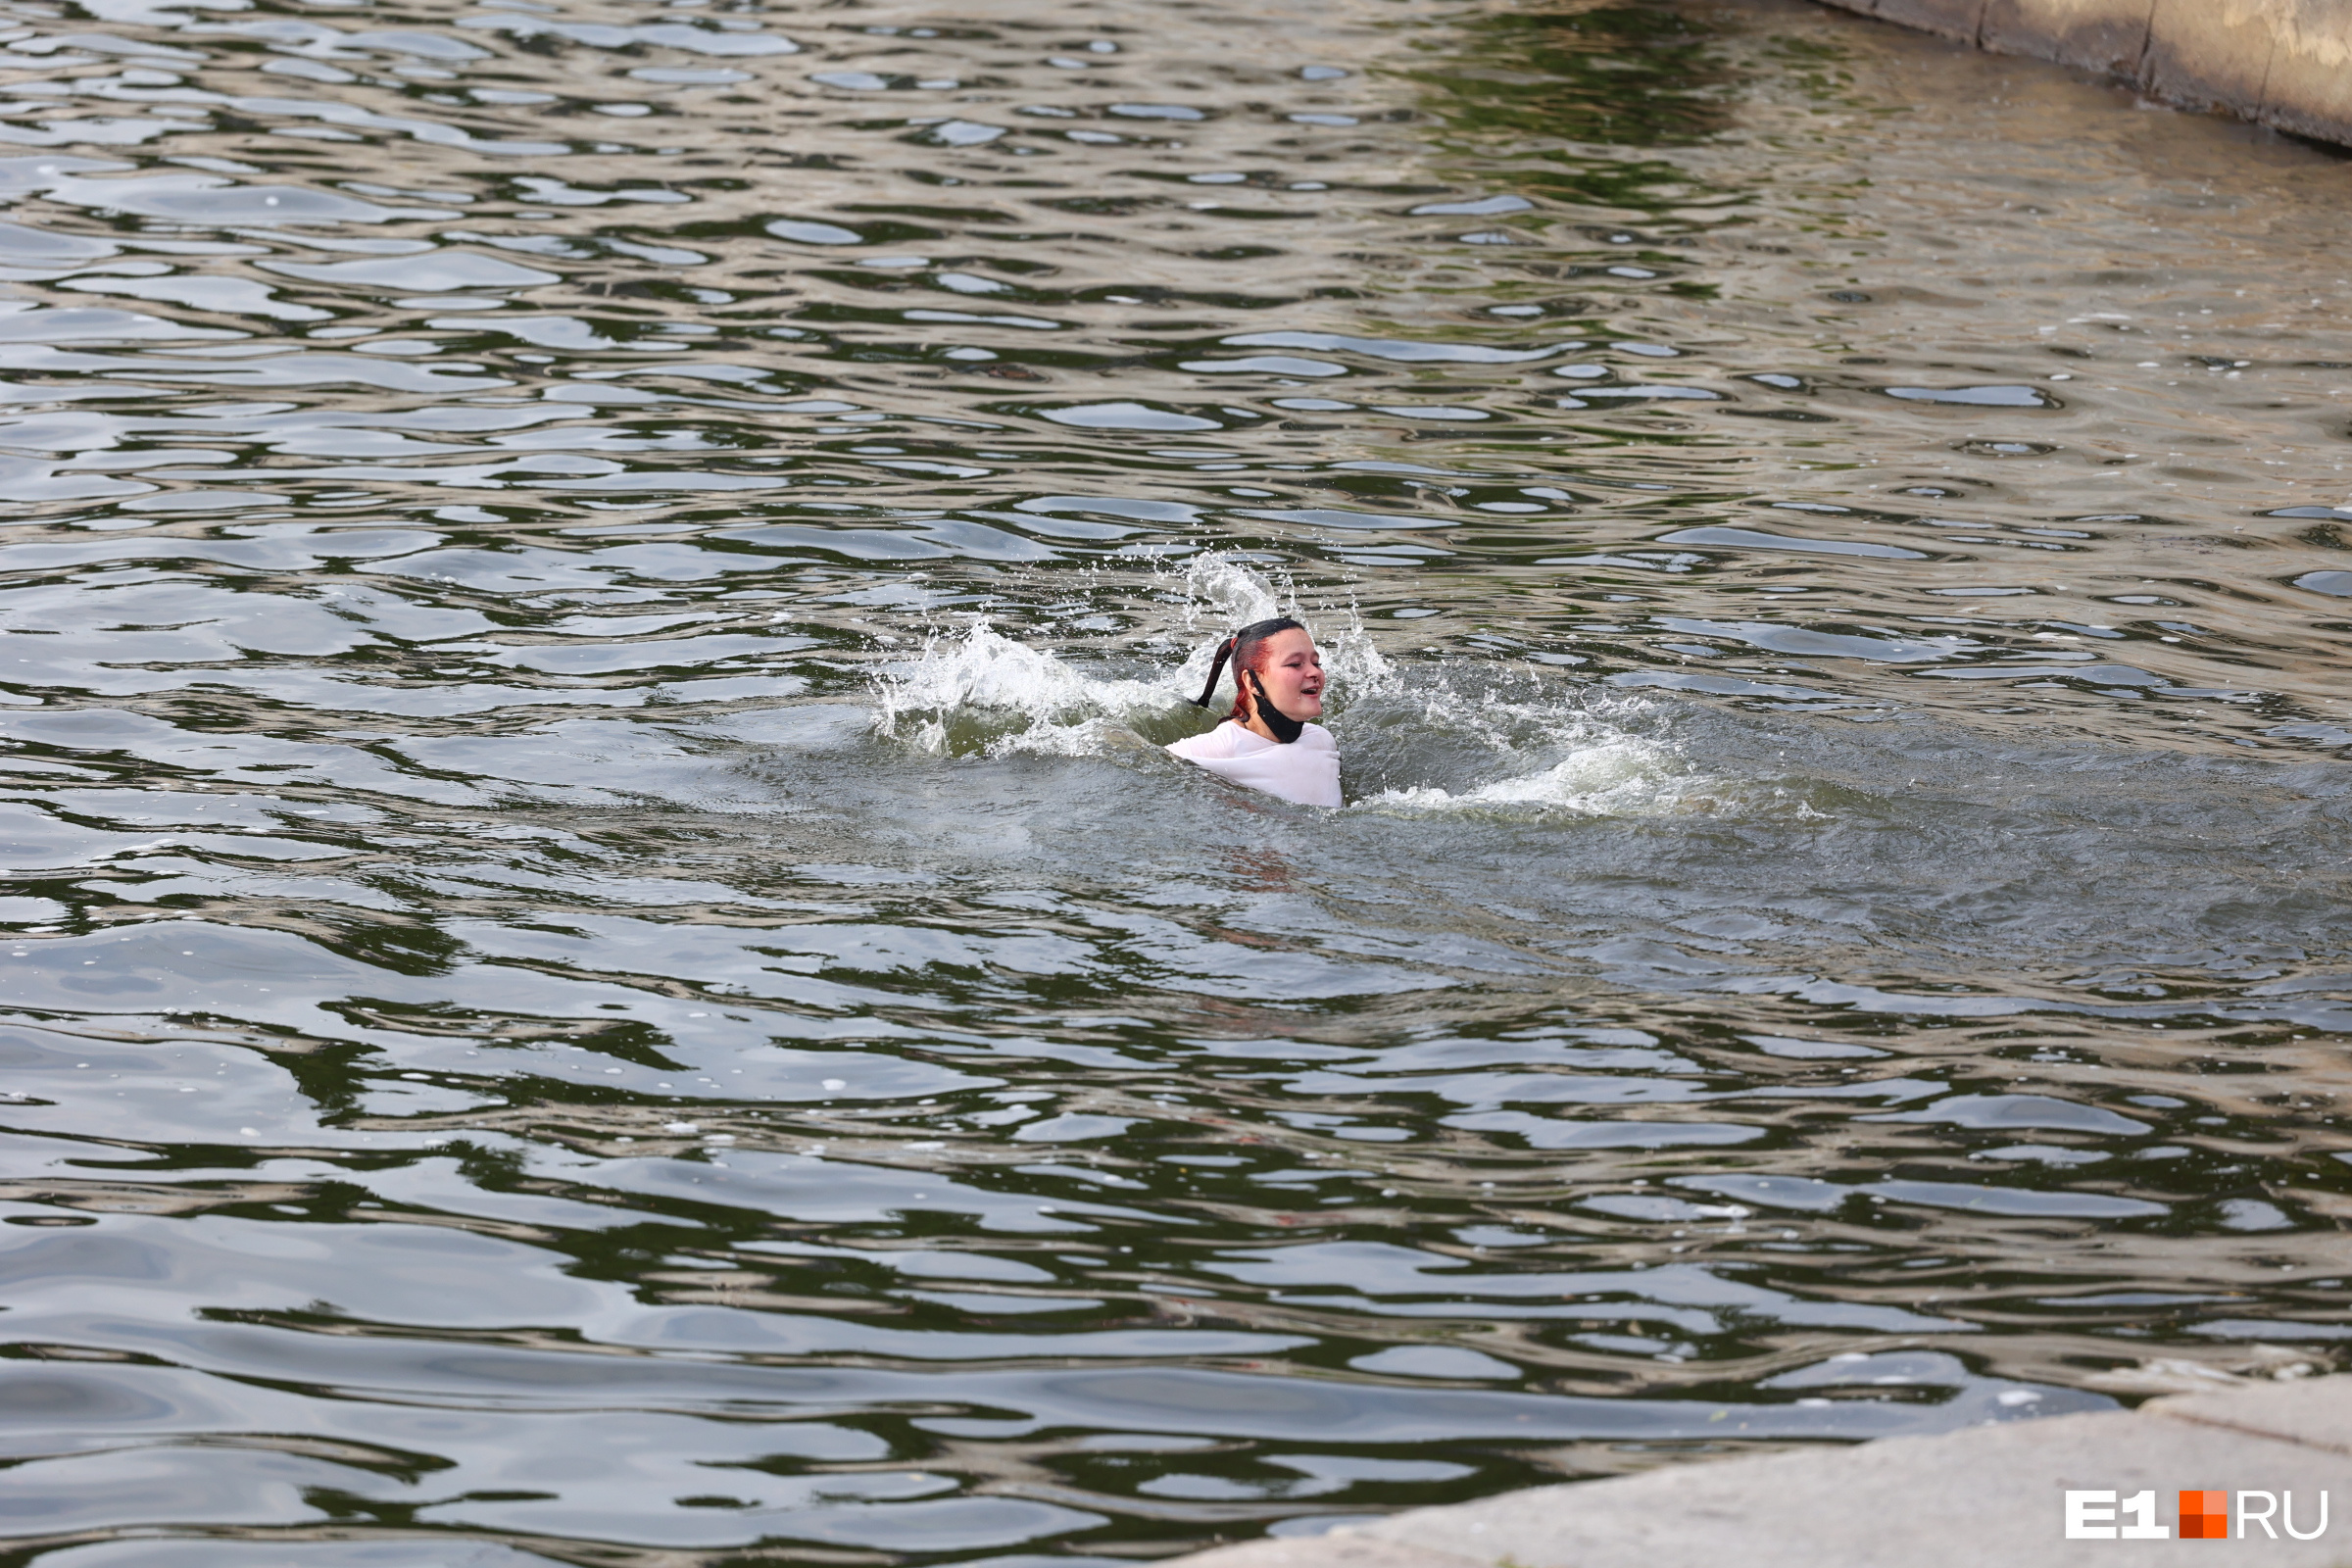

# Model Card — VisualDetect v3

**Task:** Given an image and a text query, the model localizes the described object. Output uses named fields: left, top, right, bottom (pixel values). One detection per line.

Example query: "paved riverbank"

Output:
left=1808, top=0, right=2352, bottom=149
left=1169, top=1374, right=2352, bottom=1568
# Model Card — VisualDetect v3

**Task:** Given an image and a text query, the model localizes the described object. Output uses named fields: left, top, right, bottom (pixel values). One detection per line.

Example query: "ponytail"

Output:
left=1192, top=636, right=1237, bottom=709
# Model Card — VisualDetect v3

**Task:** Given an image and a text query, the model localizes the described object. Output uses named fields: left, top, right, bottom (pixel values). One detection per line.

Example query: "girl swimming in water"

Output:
left=1164, top=616, right=1342, bottom=808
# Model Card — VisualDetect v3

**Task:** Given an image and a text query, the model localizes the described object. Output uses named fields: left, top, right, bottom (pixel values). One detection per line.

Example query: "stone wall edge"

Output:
left=1795, top=0, right=2352, bottom=150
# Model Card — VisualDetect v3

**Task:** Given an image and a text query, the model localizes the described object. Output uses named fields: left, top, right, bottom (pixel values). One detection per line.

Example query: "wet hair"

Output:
left=1191, top=616, right=1310, bottom=742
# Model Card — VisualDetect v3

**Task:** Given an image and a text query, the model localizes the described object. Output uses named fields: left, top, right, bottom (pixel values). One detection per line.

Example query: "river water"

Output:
left=2, top=0, right=2350, bottom=1561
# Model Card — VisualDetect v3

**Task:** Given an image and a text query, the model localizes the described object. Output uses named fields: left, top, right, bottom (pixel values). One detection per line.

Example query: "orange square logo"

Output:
left=2180, top=1490, right=2230, bottom=1539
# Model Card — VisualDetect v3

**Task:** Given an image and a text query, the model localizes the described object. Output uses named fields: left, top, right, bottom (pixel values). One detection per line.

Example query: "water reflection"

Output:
left=1, top=0, right=2350, bottom=1561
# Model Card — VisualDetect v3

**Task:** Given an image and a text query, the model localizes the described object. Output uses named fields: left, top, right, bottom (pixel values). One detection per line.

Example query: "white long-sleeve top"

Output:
left=1164, top=720, right=1342, bottom=808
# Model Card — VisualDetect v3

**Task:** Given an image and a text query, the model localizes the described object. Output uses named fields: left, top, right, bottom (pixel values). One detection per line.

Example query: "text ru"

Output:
left=2065, top=1490, right=2330, bottom=1541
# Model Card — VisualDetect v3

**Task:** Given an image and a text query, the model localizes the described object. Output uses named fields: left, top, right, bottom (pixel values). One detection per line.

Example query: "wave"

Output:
left=869, top=622, right=1188, bottom=757
left=1361, top=735, right=1701, bottom=815
left=1343, top=679, right=1710, bottom=816
left=870, top=559, right=1763, bottom=816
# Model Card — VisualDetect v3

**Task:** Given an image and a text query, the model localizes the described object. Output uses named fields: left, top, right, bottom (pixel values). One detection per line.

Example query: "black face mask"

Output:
left=1246, top=670, right=1305, bottom=744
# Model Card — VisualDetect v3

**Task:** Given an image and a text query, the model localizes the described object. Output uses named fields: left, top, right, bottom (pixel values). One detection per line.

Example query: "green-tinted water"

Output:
left=2, top=0, right=2349, bottom=1562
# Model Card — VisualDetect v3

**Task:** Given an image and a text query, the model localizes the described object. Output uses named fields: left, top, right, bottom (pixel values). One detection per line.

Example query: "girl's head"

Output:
left=1192, top=617, right=1325, bottom=736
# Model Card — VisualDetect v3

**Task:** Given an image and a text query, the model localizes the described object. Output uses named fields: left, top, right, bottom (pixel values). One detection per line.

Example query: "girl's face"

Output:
left=1248, top=627, right=1324, bottom=719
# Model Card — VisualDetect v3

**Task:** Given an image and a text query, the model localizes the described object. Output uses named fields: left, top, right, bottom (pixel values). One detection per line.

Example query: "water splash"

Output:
left=872, top=623, right=1191, bottom=756
left=1170, top=553, right=1395, bottom=710
left=1179, top=552, right=1288, bottom=633
left=872, top=562, right=1392, bottom=760
left=1342, top=678, right=1713, bottom=815
left=1363, top=734, right=1694, bottom=815
left=871, top=597, right=1662, bottom=807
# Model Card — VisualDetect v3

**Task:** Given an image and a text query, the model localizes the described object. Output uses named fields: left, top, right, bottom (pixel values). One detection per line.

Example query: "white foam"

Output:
left=1367, top=734, right=1687, bottom=815
left=1352, top=684, right=1708, bottom=816
left=872, top=623, right=1186, bottom=756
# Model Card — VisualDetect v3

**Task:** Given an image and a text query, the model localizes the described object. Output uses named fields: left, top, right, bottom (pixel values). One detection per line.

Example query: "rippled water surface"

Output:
left=4, top=0, right=2352, bottom=1560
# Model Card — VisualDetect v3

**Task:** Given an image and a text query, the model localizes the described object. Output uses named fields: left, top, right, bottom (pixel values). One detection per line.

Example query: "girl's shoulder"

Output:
left=1168, top=722, right=1335, bottom=760
left=1165, top=720, right=1253, bottom=760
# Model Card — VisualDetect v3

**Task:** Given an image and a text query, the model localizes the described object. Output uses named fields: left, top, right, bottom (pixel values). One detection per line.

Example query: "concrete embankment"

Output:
left=1806, top=0, right=2352, bottom=149
left=1166, top=1374, right=2352, bottom=1568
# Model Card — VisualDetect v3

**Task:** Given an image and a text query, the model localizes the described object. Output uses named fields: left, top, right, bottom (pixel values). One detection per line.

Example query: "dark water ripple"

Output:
left=0, top=0, right=2349, bottom=1561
